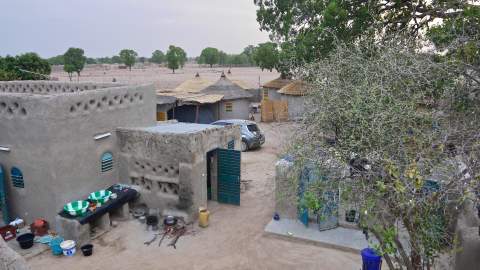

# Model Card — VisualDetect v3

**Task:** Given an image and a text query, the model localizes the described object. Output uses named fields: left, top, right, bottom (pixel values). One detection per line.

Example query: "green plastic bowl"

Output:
left=64, top=200, right=89, bottom=216
left=88, top=190, right=112, bottom=206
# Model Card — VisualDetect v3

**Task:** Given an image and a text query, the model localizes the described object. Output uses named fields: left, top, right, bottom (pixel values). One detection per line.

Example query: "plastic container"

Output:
left=60, top=240, right=76, bottom=256
left=88, top=190, right=112, bottom=206
left=80, top=244, right=93, bottom=256
left=361, top=248, right=382, bottom=270
left=198, top=208, right=209, bottom=228
left=64, top=200, right=89, bottom=216
left=16, top=233, right=35, bottom=249
left=49, top=237, right=64, bottom=256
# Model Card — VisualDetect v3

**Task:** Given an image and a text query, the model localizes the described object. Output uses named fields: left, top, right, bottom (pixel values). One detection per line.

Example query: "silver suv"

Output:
left=211, top=119, right=265, bottom=151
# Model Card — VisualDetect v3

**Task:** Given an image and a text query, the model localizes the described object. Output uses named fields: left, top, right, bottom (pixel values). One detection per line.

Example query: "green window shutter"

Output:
left=11, top=167, right=24, bottom=188
left=101, top=152, right=113, bottom=172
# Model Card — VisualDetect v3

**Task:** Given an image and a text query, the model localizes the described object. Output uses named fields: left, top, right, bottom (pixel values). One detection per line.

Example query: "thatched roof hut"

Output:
left=278, top=80, right=308, bottom=96
left=201, top=74, right=253, bottom=100
left=263, top=77, right=293, bottom=90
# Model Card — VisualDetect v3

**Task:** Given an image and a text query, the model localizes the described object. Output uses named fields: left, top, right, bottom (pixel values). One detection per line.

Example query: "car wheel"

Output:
left=241, top=140, right=248, bottom=152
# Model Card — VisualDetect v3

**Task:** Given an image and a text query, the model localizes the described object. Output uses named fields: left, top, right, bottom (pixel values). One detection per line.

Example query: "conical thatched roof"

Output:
left=200, top=75, right=253, bottom=100
left=174, top=77, right=213, bottom=93
left=263, top=77, right=293, bottom=90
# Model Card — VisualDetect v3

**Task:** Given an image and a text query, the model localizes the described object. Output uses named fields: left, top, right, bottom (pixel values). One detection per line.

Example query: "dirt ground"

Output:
left=27, top=122, right=360, bottom=270
left=51, top=64, right=280, bottom=91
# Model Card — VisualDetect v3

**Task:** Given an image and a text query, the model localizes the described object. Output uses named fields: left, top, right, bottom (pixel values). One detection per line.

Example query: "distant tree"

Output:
left=119, top=49, right=138, bottom=70
left=47, top=55, right=64, bottom=65
left=253, top=42, right=279, bottom=72
left=86, top=58, right=96, bottom=64
left=150, top=50, right=165, bottom=64
left=111, top=55, right=122, bottom=64
left=14, top=53, right=51, bottom=80
left=0, top=56, right=19, bottom=81
left=177, top=47, right=187, bottom=68
left=166, top=45, right=187, bottom=73
left=138, top=57, right=147, bottom=64
left=63, top=48, right=87, bottom=81
left=242, top=45, right=257, bottom=65
left=218, top=51, right=228, bottom=66
left=199, top=47, right=220, bottom=68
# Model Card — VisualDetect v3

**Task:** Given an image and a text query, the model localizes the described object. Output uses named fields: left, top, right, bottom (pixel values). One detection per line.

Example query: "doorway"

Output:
left=206, top=148, right=241, bottom=205
left=206, top=150, right=218, bottom=201
left=0, top=164, right=9, bottom=224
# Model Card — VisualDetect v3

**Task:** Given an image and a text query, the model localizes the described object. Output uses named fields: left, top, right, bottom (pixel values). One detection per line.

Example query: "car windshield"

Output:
left=212, top=122, right=232, bottom=126
left=247, top=124, right=260, bottom=132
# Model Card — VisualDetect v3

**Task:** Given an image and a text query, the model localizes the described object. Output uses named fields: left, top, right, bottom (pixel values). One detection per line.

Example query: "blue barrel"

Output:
left=361, top=248, right=382, bottom=270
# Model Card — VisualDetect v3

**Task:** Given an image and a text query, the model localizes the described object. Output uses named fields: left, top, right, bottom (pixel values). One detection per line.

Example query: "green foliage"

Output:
left=166, top=45, right=187, bottom=73
left=242, top=45, right=257, bottom=65
left=150, top=50, right=165, bottom=64
left=253, top=42, right=279, bottom=72
left=255, top=0, right=475, bottom=71
left=300, top=191, right=322, bottom=213
left=151, top=50, right=165, bottom=64
left=427, top=5, right=480, bottom=66
left=119, top=49, right=138, bottom=70
left=199, top=47, right=220, bottom=68
left=291, top=37, right=480, bottom=270
left=0, top=53, right=51, bottom=81
left=47, top=55, right=64, bottom=65
left=63, top=47, right=87, bottom=80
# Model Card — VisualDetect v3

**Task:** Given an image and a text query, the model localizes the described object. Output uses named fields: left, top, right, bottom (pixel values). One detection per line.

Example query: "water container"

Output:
left=361, top=248, right=382, bottom=270
left=198, top=207, right=210, bottom=228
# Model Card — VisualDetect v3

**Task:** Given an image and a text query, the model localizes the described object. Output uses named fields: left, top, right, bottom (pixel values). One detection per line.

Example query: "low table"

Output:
left=56, top=184, right=137, bottom=245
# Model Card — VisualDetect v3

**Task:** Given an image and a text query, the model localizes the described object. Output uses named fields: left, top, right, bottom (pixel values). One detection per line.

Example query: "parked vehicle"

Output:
left=211, top=119, right=265, bottom=151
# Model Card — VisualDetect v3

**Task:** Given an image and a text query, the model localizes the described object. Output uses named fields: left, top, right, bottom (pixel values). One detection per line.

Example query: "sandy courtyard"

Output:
left=27, top=122, right=360, bottom=270
left=51, top=64, right=281, bottom=91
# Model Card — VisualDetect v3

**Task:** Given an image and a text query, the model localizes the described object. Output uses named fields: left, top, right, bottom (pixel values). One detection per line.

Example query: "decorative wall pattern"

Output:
left=0, top=101, right=27, bottom=118
left=68, top=92, right=144, bottom=115
left=0, top=82, right=110, bottom=95
left=129, top=159, right=180, bottom=196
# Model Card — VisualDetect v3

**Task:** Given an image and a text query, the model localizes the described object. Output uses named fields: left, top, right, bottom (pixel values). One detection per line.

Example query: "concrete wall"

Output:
left=265, top=88, right=282, bottom=101
left=0, top=237, right=29, bottom=270
left=280, top=94, right=305, bottom=120
left=116, top=123, right=240, bottom=221
left=219, top=99, right=250, bottom=120
left=0, top=81, right=156, bottom=224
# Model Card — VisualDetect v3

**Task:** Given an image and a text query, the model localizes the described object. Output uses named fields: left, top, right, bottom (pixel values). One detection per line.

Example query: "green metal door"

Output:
left=217, top=149, right=241, bottom=205
left=0, top=165, right=9, bottom=224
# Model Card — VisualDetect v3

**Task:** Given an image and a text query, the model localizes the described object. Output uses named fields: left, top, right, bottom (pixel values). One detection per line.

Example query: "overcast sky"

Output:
left=0, top=0, right=270, bottom=58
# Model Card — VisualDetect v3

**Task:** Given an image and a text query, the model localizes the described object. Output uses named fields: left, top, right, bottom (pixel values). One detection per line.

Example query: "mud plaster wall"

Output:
left=0, top=82, right=156, bottom=224
left=116, top=124, right=240, bottom=220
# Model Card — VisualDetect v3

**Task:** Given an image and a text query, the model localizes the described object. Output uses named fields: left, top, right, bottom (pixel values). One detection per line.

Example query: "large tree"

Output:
left=242, top=45, right=257, bottom=65
left=0, top=53, right=51, bottom=81
left=150, top=50, right=165, bottom=64
left=291, top=37, right=480, bottom=270
left=199, top=47, right=220, bottom=68
left=63, top=47, right=86, bottom=81
left=253, top=42, right=279, bottom=72
left=119, top=49, right=138, bottom=71
left=166, top=45, right=187, bottom=73
left=254, top=0, right=477, bottom=63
